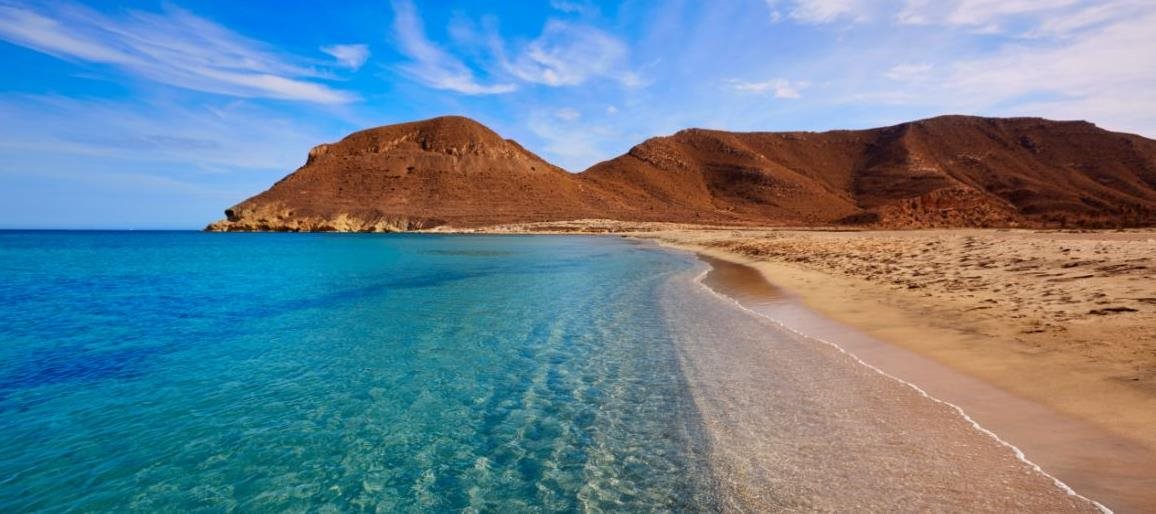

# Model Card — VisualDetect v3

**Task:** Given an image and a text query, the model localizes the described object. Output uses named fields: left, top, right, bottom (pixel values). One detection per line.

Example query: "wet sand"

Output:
left=700, top=255, right=1156, bottom=512
left=662, top=261, right=1102, bottom=512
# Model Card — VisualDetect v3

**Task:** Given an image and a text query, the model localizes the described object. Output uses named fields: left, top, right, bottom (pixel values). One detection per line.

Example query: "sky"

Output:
left=1, top=0, right=1154, bottom=229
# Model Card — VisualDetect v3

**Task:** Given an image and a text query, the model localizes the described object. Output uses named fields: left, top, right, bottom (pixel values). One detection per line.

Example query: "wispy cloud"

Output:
left=942, top=8, right=1156, bottom=131
left=728, top=78, right=808, bottom=99
left=0, top=2, right=358, bottom=103
left=849, top=3, right=1156, bottom=136
left=896, top=0, right=1081, bottom=30
left=765, top=0, right=1113, bottom=33
left=504, top=20, right=634, bottom=87
left=390, top=0, right=515, bottom=94
left=554, top=107, right=581, bottom=121
left=893, top=0, right=1153, bottom=37
left=948, top=0, right=1077, bottom=28
left=1025, top=0, right=1149, bottom=37
left=0, top=91, right=350, bottom=227
left=549, top=0, right=600, bottom=16
left=0, top=94, right=334, bottom=171
left=764, top=0, right=874, bottom=24
left=885, top=63, right=934, bottom=82
left=389, top=1, right=639, bottom=93
left=525, top=112, right=617, bottom=171
left=321, top=44, right=370, bottom=70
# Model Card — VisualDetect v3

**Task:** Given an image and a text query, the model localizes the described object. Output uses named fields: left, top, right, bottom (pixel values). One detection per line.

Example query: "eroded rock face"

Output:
left=305, top=144, right=331, bottom=165
left=206, top=115, right=1156, bottom=231
left=207, top=203, right=442, bottom=232
left=873, top=187, right=1020, bottom=228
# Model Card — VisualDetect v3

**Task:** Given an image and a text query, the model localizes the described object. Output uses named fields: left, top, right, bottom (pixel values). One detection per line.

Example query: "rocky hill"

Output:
left=207, top=116, right=601, bottom=231
left=207, top=115, right=1156, bottom=231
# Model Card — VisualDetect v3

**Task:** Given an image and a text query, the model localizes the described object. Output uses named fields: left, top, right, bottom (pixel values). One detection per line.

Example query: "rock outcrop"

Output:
left=207, top=115, right=1156, bottom=231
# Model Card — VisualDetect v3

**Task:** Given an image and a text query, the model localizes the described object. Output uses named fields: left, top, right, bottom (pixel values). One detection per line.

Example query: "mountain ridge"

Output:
left=207, top=115, right=1156, bottom=231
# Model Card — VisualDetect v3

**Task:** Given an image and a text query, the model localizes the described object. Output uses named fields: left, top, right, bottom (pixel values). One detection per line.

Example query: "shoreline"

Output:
left=434, top=222, right=1155, bottom=510
left=657, top=250, right=1101, bottom=512
left=686, top=249, right=1156, bottom=512
left=634, top=229, right=1156, bottom=443
left=204, top=226, right=1156, bottom=509
left=442, top=222, right=1156, bottom=453
left=684, top=256, right=1109, bottom=512
left=643, top=232, right=1156, bottom=513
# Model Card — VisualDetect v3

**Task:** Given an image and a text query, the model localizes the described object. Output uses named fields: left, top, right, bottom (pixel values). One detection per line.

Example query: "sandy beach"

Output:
left=468, top=222, right=1156, bottom=444
left=649, top=227, right=1156, bottom=447
left=660, top=264, right=1104, bottom=512
left=448, top=220, right=1156, bottom=510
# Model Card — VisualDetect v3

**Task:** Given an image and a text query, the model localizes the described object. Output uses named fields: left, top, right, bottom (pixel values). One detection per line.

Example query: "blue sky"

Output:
left=1, top=0, right=1154, bottom=228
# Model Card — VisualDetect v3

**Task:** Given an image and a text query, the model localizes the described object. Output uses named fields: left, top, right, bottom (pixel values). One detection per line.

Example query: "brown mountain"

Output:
left=206, top=115, right=1156, bottom=231
left=207, top=116, right=604, bottom=231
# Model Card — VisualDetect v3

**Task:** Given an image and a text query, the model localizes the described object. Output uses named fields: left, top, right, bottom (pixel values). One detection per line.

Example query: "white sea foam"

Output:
left=688, top=263, right=1112, bottom=514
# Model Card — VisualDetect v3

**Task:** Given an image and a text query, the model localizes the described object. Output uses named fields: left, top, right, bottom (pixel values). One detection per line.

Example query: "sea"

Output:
left=0, top=232, right=716, bottom=512
left=0, top=231, right=1099, bottom=513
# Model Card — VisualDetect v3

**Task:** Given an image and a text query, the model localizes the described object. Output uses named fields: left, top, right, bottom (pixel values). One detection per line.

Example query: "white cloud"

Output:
left=944, top=0, right=1079, bottom=27
left=525, top=114, right=615, bottom=171
left=764, top=0, right=874, bottom=24
left=728, top=78, right=808, bottom=99
left=868, top=6, right=1156, bottom=136
left=0, top=94, right=333, bottom=171
left=0, top=3, right=356, bottom=103
left=764, top=0, right=785, bottom=22
left=0, top=93, right=344, bottom=228
left=896, top=0, right=1106, bottom=32
left=390, top=0, right=516, bottom=94
left=549, top=0, right=599, bottom=16
left=885, top=63, right=934, bottom=82
left=954, top=17, right=1152, bottom=95
left=792, top=0, right=870, bottom=23
left=894, top=0, right=930, bottom=24
left=1027, top=1, right=1148, bottom=37
left=554, top=108, right=581, bottom=121
left=767, top=0, right=1124, bottom=34
left=321, top=44, right=370, bottom=70
left=504, top=20, right=633, bottom=87
left=388, top=2, right=639, bottom=93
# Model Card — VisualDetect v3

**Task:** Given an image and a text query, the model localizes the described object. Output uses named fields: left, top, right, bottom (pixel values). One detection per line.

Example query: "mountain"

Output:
left=583, top=116, right=1156, bottom=227
left=206, top=116, right=601, bottom=231
left=207, top=115, right=1156, bottom=231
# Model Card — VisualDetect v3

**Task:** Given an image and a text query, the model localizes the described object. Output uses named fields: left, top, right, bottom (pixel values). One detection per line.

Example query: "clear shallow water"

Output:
left=0, top=232, right=715, bottom=512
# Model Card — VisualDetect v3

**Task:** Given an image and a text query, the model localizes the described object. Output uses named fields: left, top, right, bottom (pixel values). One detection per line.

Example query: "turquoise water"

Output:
left=0, top=232, right=716, bottom=512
